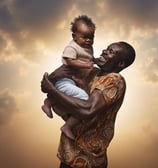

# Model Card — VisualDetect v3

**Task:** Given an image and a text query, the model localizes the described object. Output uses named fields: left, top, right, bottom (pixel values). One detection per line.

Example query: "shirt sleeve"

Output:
left=96, top=73, right=126, bottom=105
left=62, top=46, right=77, bottom=59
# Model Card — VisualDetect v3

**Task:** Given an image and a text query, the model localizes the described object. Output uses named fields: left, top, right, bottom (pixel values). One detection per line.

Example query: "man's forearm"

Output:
left=48, top=85, right=92, bottom=119
left=41, top=73, right=104, bottom=119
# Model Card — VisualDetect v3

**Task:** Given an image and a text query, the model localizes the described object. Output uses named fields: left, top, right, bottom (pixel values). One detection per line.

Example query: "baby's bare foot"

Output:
left=61, top=125, right=75, bottom=140
left=41, top=105, right=53, bottom=118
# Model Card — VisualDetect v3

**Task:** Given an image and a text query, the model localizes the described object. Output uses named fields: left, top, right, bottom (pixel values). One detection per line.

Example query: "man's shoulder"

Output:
left=94, top=72, right=125, bottom=85
left=91, top=72, right=126, bottom=94
left=104, top=72, right=124, bottom=79
left=100, top=72, right=125, bottom=86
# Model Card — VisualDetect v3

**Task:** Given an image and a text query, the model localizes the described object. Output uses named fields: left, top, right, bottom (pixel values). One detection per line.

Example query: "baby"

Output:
left=42, top=15, right=96, bottom=140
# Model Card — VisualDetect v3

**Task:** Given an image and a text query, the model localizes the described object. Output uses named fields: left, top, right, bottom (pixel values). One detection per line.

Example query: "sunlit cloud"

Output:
left=0, top=90, right=18, bottom=125
left=134, top=32, right=158, bottom=82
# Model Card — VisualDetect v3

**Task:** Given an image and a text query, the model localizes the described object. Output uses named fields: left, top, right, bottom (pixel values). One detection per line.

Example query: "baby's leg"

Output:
left=55, top=78, right=89, bottom=100
left=41, top=98, right=53, bottom=118
left=55, top=78, right=89, bottom=139
left=61, top=117, right=80, bottom=140
left=53, top=106, right=69, bottom=121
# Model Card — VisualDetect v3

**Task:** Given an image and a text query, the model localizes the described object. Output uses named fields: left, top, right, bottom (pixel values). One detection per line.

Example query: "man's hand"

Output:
left=41, top=72, right=54, bottom=93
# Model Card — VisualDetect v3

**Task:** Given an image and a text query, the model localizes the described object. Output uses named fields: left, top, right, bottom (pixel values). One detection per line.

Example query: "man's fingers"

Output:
left=40, top=72, right=49, bottom=93
left=44, top=72, right=52, bottom=84
left=44, top=72, right=48, bottom=79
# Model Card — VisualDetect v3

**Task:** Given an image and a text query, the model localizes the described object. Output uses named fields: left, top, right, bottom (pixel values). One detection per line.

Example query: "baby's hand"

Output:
left=87, top=61, right=94, bottom=68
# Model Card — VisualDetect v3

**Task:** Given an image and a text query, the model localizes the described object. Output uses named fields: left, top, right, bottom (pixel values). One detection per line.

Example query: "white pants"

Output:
left=55, top=78, right=88, bottom=100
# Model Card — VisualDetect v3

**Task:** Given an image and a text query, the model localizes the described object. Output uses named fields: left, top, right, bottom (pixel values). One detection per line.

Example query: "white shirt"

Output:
left=62, top=40, right=93, bottom=65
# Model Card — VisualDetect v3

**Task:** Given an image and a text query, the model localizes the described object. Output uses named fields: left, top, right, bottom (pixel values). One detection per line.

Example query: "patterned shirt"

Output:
left=57, top=73, right=126, bottom=168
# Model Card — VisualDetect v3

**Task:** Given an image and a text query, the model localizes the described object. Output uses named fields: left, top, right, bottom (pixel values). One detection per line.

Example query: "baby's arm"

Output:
left=64, top=57, right=94, bottom=69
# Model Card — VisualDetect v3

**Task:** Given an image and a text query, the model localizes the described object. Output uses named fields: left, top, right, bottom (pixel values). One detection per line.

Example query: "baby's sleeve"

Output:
left=62, top=46, right=77, bottom=59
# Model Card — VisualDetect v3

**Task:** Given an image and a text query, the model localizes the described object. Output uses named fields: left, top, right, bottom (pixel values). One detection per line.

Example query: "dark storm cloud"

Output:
left=0, top=1, right=19, bottom=33
left=12, top=0, right=72, bottom=28
left=106, top=0, right=158, bottom=28
left=73, top=0, right=158, bottom=29
left=0, top=0, right=73, bottom=31
left=73, top=1, right=100, bottom=18
left=0, top=0, right=73, bottom=61
left=0, top=90, right=18, bottom=125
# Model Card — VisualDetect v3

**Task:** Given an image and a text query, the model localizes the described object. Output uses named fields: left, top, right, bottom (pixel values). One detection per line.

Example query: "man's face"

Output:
left=96, top=43, right=122, bottom=71
left=73, top=21, right=95, bottom=48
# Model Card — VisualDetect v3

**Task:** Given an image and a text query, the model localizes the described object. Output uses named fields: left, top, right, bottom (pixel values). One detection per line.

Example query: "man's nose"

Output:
left=102, top=49, right=107, bottom=54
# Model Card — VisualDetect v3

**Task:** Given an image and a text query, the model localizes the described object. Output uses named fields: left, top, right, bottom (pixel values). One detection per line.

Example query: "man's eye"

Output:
left=80, top=36, right=85, bottom=39
left=109, top=49, right=113, bottom=53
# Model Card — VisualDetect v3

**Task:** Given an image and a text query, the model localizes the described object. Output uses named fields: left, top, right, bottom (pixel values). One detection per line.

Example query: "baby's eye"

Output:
left=83, top=35, right=94, bottom=40
left=80, top=35, right=86, bottom=39
left=83, top=36, right=87, bottom=39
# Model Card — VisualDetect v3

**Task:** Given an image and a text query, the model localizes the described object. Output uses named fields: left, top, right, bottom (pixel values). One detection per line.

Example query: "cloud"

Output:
left=73, top=0, right=158, bottom=30
left=106, top=0, right=158, bottom=29
left=0, top=0, right=74, bottom=62
left=1, top=0, right=158, bottom=82
left=141, top=121, right=158, bottom=161
left=0, top=60, right=23, bottom=89
left=135, top=32, right=158, bottom=82
left=0, top=36, right=7, bottom=54
left=0, top=90, right=18, bottom=125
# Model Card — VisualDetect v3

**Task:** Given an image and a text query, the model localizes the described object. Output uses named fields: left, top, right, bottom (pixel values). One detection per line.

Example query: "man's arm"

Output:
left=41, top=73, right=108, bottom=120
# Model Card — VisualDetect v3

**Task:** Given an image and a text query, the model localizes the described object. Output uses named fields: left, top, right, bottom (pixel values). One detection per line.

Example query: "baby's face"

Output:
left=73, top=21, right=95, bottom=48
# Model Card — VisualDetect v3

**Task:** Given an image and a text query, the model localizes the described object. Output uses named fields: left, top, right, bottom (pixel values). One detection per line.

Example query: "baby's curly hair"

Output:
left=70, top=15, right=96, bottom=33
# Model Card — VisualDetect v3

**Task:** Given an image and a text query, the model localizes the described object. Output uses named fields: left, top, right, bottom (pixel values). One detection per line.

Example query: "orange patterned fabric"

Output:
left=57, top=73, right=126, bottom=168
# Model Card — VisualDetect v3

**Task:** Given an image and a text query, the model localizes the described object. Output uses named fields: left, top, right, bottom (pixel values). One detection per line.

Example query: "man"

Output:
left=41, top=41, right=136, bottom=168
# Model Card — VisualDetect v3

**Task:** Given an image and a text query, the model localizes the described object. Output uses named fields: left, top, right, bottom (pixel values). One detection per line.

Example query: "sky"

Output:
left=0, top=0, right=158, bottom=168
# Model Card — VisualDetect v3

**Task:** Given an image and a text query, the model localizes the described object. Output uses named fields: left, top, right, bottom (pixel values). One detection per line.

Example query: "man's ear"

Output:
left=118, top=61, right=125, bottom=68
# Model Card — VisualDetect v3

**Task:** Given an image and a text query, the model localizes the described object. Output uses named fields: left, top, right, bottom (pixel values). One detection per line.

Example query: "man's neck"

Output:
left=87, top=67, right=99, bottom=81
left=98, top=69, right=120, bottom=76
